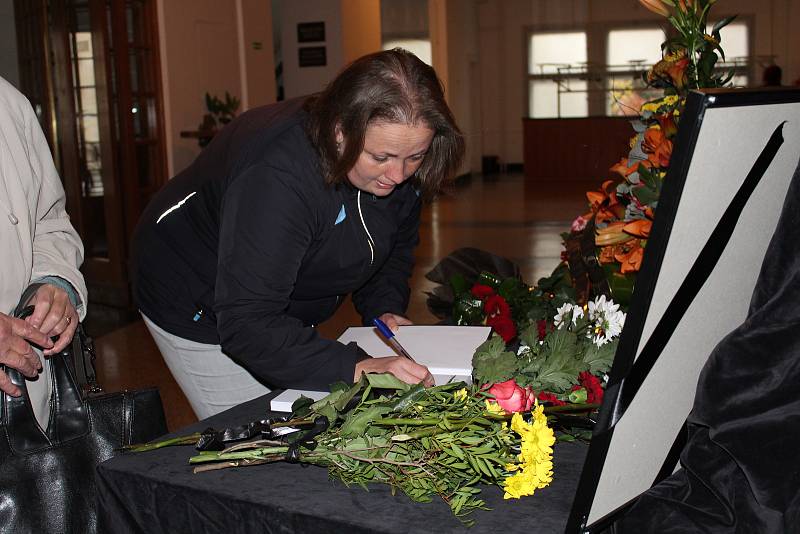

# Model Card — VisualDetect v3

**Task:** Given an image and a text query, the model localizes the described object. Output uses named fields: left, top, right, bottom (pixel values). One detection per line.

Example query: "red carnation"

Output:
left=487, top=314, right=517, bottom=342
left=538, top=391, right=566, bottom=406
left=484, top=294, right=511, bottom=318
left=470, top=284, right=495, bottom=299
left=578, top=371, right=604, bottom=405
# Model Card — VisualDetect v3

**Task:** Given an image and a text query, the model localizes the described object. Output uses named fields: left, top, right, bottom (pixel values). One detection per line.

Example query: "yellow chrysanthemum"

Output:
left=502, top=402, right=555, bottom=499
left=503, top=470, right=536, bottom=499
left=662, top=94, right=680, bottom=106
left=484, top=399, right=505, bottom=415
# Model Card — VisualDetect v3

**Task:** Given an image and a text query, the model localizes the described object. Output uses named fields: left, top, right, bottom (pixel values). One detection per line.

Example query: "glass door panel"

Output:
left=68, top=5, right=109, bottom=258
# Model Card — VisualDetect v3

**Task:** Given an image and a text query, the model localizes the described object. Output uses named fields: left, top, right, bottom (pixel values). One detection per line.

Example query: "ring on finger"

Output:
left=65, top=315, right=72, bottom=325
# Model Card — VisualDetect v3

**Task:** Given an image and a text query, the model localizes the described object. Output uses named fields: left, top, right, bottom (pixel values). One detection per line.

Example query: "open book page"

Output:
left=269, top=326, right=489, bottom=412
left=337, top=325, right=490, bottom=377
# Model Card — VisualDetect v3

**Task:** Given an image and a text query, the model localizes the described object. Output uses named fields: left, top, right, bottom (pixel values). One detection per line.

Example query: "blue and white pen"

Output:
left=372, top=317, right=417, bottom=363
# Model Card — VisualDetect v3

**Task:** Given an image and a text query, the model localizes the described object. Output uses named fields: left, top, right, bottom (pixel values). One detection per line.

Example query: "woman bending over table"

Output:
left=131, top=49, right=464, bottom=418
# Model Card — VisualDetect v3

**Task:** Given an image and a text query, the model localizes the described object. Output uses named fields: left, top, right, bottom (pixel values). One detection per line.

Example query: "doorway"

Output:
left=14, top=0, right=167, bottom=328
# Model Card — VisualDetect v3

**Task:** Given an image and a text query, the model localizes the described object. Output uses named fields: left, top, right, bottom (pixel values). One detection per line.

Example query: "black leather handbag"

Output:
left=0, top=300, right=168, bottom=534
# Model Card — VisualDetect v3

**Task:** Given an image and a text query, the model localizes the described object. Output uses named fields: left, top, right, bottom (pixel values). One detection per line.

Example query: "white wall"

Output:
left=277, top=0, right=344, bottom=98
left=0, top=0, right=19, bottom=88
left=157, top=0, right=276, bottom=176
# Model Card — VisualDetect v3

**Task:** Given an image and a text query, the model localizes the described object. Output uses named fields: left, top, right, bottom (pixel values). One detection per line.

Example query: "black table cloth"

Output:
left=96, top=392, right=588, bottom=534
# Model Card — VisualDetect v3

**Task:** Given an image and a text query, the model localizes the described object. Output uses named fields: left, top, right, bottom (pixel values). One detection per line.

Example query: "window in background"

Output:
left=606, top=28, right=665, bottom=116
left=527, top=19, right=751, bottom=118
left=527, top=31, right=587, bottom=118
left=382, top=38, right=432, bottom=66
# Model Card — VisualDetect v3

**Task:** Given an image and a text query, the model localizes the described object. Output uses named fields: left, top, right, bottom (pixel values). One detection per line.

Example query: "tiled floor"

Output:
left=94, top=173, right=597, bottom=431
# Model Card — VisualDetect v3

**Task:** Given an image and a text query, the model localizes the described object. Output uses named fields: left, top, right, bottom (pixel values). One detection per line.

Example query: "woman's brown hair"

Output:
left=304, top=48, right=464, bottom=201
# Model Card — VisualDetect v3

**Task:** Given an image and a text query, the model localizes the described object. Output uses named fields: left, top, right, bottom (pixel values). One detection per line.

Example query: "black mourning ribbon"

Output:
left=284, top=416, right=329, bottom=463
left=195, top=415, right=330, bottom=462
left=610, top=121, right=786, bottom=426
left=196, top=418, right=287, bottom=451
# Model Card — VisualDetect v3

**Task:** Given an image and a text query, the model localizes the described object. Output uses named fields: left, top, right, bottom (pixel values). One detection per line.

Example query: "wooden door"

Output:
left=14, top=0, right=167, bottom=309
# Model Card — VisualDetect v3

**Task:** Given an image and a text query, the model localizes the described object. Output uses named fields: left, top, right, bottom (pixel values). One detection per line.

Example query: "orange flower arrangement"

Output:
left=562, top=0, right=736, bottom=307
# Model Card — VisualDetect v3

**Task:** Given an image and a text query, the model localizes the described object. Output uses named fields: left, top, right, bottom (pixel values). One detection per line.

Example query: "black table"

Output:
left=96, top=392, right=589, bottom=533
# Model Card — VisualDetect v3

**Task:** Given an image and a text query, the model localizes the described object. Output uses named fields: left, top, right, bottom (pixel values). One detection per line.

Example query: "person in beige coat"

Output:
left=0, top=75, right=87, bottom=425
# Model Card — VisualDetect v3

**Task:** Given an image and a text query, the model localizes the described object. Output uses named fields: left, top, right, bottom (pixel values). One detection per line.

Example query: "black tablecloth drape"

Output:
left=96, top=393, right=589, bottom=534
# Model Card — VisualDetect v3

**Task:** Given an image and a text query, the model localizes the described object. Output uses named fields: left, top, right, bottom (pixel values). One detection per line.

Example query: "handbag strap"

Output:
left=13, top=282, right=101, bottom=394
left=1, top=291, right=90, bottom=453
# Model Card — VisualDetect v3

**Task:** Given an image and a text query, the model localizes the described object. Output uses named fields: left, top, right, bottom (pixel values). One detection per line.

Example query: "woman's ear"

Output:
left=334, top=123, right=344, bottom=146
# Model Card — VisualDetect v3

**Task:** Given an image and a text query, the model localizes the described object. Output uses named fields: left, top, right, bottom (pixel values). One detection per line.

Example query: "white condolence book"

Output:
left=269, top=325, right=491, bottom=412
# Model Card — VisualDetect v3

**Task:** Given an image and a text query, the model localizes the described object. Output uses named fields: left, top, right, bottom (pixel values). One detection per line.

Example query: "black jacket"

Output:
left=131, top=98, right=421, bottom=390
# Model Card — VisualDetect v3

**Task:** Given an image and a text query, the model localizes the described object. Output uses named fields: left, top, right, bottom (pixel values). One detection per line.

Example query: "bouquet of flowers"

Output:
left=567, top=0, right=736, bottom=305
left=132, top=373, right=562, bottom=526
left=472, top=295, right=625, bottom=417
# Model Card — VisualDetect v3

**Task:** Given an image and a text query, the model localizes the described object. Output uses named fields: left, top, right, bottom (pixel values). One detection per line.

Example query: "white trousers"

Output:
left=141, top=313, right=270, bottom=420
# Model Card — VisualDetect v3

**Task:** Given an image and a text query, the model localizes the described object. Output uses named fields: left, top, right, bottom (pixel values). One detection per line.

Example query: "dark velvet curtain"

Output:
left=613, top=157, right=800, bottom=532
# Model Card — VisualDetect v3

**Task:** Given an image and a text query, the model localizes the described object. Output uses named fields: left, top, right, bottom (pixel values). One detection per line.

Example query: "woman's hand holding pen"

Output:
left=354, top=356, right=434, bottom=387
left=355, top=313, right=434, bottom=386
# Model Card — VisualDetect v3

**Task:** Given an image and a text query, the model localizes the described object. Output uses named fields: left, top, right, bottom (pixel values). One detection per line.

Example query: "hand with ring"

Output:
left=24, top=283, right=79, bottom=355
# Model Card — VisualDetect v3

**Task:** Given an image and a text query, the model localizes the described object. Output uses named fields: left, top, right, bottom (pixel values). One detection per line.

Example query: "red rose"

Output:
left=537, top=391, right=566, bottom=406
left=578, top=371, right=604, bottom=405
left=470, top=284, right=495, bottom=299
left=484, top=294, right=511, bottom=318
left=487, top=314, right=517, bottom=342
left=486, top=379, right=535, bottom=414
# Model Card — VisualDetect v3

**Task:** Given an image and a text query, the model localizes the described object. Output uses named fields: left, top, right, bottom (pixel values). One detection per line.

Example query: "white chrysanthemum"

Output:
left=554, top=303, right=583, bottom=329
left=586, top=296, right=626, bottom=347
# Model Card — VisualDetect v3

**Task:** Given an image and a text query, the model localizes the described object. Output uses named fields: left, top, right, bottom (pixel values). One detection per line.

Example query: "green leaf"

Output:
left=519, top=322, right=540, bottom=350
left=520, top=328, right=584, bottom=392
left=583, top=339, right=617, bottom=374
left=366, top=373, right=412, bottom=391
left=340, top=405, right=392, bottom=438
left=333, top=378, right=367, bottom=412
left=605, top=269, right=635, bottom=308
left=633, top=183, right=660, bottom=206
left=712, top=14, right=737, bottom=36
left=472, top=336, right=519, bottom=384
left=389, top=383, right=427, bottom=413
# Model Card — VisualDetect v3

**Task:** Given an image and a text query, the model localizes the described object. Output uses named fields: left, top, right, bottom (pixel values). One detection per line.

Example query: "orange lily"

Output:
left=598, top=245, right=617, bottom=264
left=642, top=127, right=673, bottom=167
left=595, top=221, right=634, bottom=246
left=623, top=219, right=652, bottom=238
left=614, top=240, right=645, bottom=273
left=649, top=50, right=689, bottom=89
left=611, top=158, right=653, bottom=181
left=639, top=0, right=671, bottom=17
left=667, top=57, right=690, bottom=89
left=586, top=180, right=624, bottom=223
